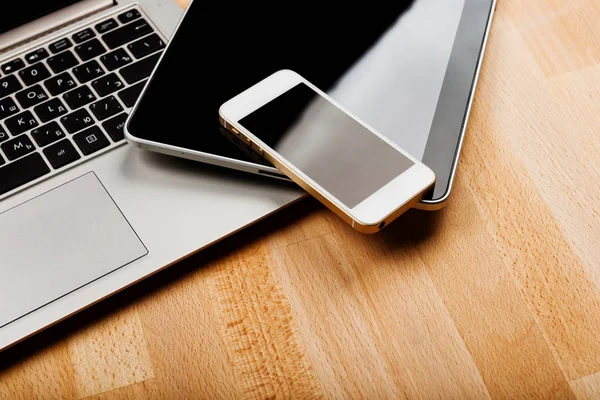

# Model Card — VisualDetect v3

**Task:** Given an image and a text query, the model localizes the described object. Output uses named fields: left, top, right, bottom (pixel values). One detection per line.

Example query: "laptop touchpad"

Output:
left=0, top=173, right=148, bottom=328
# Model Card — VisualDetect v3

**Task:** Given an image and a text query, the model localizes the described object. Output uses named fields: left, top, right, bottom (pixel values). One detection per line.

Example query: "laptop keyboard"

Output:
left=0, top=8, right=165, bottom=198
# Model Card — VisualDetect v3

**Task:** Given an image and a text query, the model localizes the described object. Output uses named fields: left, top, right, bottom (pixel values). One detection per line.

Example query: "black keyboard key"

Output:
left=32, top=121, right=66, bottom=147
left=0, top=126, right=8, bottom=143
left=73, top=28, right=95, bottom=44
left=96, top=18, right=118, bottom=34
left=90, top=96, right=123, bottom=121
left=118, top=9, right=141, bottom=24
left=0, top=153, right=50, bottom=196
left=74, top=38, right=106, bottom=61
left=102, top=112, right=127, bottom=142
left=61, top=109, right=94, bottom=133
left=43, top=139, right=81, bottom=169
left=102, top=18, right=153, bottom=49
left=1, top=59, right=25, bottom=75
left=127, top=33, right=165, bottom=59
left=5, top=111, right=38, bottom=135
left=1, top=134, right=35, bottom=160
left=117, top=79, right=145, bottom=107
left=63, top=86, right=96, bottom=109
left=72, top=60, right=104, bottom=83
left=73, top=126, right=110, bottom=155
left=44, top=72, right=77, bottom=96
left=49, top=38, right=72, bottom=54
left=34, top=98, right=68, bottom=123
left=0, top=75, right=23, bottom=98
left=47, top=50, right=79, bottom=74
left=100, top=48, right=133, bottom=71
left=15, top=85, right=49, bottom=108
left=120, top=52, right=160, bottom=84
left=0, top=153, right=3, bottom=166
left=18, top=63, right=51, bottom=86
left=0, top=98, right=19, bottom=120
left=91, top=73, right=124, bottom=97
left=25, top=48, right=49, bottom=64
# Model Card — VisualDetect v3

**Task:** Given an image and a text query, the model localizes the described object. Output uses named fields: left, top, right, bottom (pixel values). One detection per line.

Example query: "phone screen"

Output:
left=238, top=83, right=415, bottom=209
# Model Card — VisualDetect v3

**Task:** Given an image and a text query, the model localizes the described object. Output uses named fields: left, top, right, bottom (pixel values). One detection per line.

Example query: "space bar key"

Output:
left=0, top=153, right=51, bottom=196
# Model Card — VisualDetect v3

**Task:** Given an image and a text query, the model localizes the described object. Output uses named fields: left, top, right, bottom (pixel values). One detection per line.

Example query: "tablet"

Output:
left=126, top=0, right=496, bottom=209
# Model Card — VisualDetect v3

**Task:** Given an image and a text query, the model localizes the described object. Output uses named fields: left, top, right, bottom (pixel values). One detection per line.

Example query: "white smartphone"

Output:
left=219, top=70, right=435, bottom=233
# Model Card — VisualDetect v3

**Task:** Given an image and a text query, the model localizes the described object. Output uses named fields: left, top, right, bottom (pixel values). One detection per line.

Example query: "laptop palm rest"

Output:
left=0, top=172, right=147, bottom=328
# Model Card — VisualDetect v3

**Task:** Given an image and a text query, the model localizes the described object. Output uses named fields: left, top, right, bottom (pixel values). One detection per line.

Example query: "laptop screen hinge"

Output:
left=0, top=0, right=114, bottom=53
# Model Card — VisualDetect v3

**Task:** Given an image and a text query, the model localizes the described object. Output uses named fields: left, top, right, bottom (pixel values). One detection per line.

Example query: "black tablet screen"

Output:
left=0, top=0, right=82, bottom=34
left=129, top=0, right=493, bottom=199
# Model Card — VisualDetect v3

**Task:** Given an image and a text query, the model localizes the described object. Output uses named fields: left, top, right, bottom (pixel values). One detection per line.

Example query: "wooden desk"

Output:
left=3, top=0, right=600, bottom=398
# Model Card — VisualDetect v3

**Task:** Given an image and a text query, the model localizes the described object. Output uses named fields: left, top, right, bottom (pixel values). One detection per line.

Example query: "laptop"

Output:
left=0, top=0, right=303, bottom=351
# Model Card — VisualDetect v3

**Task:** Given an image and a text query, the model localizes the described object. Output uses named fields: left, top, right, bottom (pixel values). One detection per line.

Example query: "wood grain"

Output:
left=2, top=0, right=600, bottom=398
left=571, top=373, right=600, bottom=400
left=208, top=244, right=322, bottom=399
left=68, top=307, right=154, bottom=398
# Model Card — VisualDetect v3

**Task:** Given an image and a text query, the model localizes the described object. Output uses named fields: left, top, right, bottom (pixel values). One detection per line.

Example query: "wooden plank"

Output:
left=133, top=258, right=243, bottom=399
left=571, top=372, right=600, bottom=400
left=519, top=1, right=600, bottom=77
left=68, top=307, right=154, bottom=398
left=86, top=380, right=157, bottom=400
left=497, top=0, right=586, bottom=29
left=0, top=342, right=76, bottom=399
left=271, top=224, right=491, bottom=399
left=490, top=61, right=600, bottom=289
left=460, top=46, right=600, bottom=380
left=207, top=243, right=323, bottom=399
left=414, top=178, right=575, bottom=398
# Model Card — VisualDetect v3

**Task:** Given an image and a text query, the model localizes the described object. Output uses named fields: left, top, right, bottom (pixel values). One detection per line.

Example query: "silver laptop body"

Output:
left=0, top=0, right=302, bottom=352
